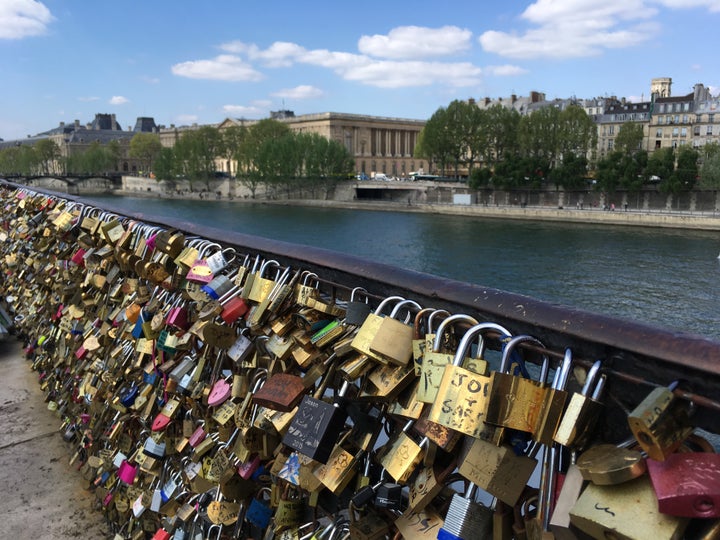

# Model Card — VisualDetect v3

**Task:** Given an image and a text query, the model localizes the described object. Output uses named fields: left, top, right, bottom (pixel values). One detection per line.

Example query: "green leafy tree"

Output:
left=238, top=119, right=291, bottom=198
left=483, top=105, right=520, bottom=167
left=614, top=123, right=645, bottom=156
left=173, top=126, right=222, bottom=189
left=558, top=105, right=597, bottom=161
left=221, top=125, right=248, bottom=178
left=548, top=152, right=589, bottom=189
left=646, top=147, right=675, bottom=187
left=519, top=106, right=561, bottom=165
left=595, top=151, right=624, bottom=195
left=664, top=146, right=698, bottom=194
left=699, top=143, right=720, bottom=188
left=153, top=147, right=178, bottom=181
left=415, top=106, right=455, bottom=175
left=129, top=133, right=162, bottom=175
left=34, top=139, right=61, bottom=175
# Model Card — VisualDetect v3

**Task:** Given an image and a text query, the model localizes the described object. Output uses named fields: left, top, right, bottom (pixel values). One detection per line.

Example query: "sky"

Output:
left=1, top=0, right=719, bottom=141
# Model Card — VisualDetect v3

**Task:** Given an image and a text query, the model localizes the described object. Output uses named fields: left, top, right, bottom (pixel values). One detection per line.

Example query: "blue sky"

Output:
left=1, top=0, right=719, bottom=140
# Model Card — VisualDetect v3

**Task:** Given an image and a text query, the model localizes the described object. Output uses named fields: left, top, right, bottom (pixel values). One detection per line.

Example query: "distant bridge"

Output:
left=3, top=174, right=122, bottom=193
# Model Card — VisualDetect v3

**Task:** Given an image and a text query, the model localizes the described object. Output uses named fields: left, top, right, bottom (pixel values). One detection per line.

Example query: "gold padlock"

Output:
left=627, top=382, right=694, bottom=461
left=428, top=322, right=512, bottom=439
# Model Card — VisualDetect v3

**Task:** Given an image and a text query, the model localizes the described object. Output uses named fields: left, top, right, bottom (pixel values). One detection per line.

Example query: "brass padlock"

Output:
left=368, top=298, right=421, bottom=366
left=428, top=321, right=512, bottom=438
left=351, top=295, right=405, bottom=364
left=554, top=360, right=606, bottom=450
left=627, top=382, right=694, bottom=461
left=570, top=475, right=689, bottom=540
left=485, top=334, right=550, bottom=434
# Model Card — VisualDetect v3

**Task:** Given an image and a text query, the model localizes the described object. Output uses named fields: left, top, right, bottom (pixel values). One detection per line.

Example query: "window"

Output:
left=658, top=116, right=664, bottom=125
left=708, top=126, right=714, bottom=136
left=672, top=140, right=678, bottom=148
left=667, top=115, right=672, bottom=124
left=710, top=114, right=715, bottom=123
left=656, top=128, right=663, bottom=138
left=680, top=128, right=687, bottom=137
left=672, top=128, right=679, bottom=137
left=607, top=140, right=614, bottom=150
left=674, top=115, right=680, bottom=124
left=608, top=125, right=615, bottom=135
left=683, top=103, right=690, bottom=112
left=694, top=126, right=701, bottom=136
left=683, top=115, right=689, bottom=123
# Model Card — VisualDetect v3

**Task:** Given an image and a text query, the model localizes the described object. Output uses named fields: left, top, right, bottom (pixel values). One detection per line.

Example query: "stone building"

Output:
left=215, top=111, right=426, bottom=178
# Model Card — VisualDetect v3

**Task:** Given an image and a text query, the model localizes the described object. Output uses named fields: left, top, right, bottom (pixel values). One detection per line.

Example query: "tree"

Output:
left=129, top=133, right=162, bottom=175
left=548, top=152, right=589, bottom=189
left=519, top=106, right=561, bottom=166
left=173, top=126, right=222, bottom=189
left=614, top=123, right=645, bottom=156
left=665, top=146, right=698, bottom=194
left=595, top=151, right=624, bottom=195
left=699, top=143, right=720, bottom=188
left=483, top=105, right=520, bottom=167
left=34, top=139, right=60, bottom=175
left=221, top=125, right=248, bottom=178
left=237, top=119, right=291, bottom=198
left=153, top=147, right=178, bottom=181
left=558, top=105, right=597, bottom=161
left=646, top=147, right=675, bottom=187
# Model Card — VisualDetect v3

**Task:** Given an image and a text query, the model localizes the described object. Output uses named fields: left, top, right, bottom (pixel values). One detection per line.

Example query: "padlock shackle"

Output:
left=499, top=334, right=545, bottom=375
left=454, top=322, right=513, bottom=367
left=552, top=348, right=573, bottom=391
left=581, top=360, right=603, bottom=396
left=373, top=295, right=405, bottom=315
left=432, top=313, right=479, bottom=352
left=389, top=298, right=422, bottom=323
left=350, top=286, right=369, bottom=303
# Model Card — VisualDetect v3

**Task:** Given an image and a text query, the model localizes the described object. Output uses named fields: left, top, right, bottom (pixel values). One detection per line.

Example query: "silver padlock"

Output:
left=438, top=483, right=493, bottom=540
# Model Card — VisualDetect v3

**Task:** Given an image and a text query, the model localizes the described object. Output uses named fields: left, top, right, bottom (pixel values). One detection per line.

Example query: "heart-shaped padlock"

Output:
left=208, top=378, right=232, bottom=407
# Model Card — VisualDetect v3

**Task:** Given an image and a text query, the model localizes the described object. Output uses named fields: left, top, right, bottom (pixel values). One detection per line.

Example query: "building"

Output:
left=596, top=98, right=652, bottom=157
left=216, top=111, right=426, bottom=178
left=0, top=113, right=159, bottom=174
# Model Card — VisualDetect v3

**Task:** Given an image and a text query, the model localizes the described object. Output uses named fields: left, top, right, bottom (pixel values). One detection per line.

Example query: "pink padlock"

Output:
left=208, top=377, right=232, bottom=407
left=70, top=248, right=86, bottom=266
left=188, top=424, right=207, bottom=447
left=239, top=454, right=261, bottom=480
left=165, top=305, right=189, bottom=330
left=118, top=460, right=138, bottom=484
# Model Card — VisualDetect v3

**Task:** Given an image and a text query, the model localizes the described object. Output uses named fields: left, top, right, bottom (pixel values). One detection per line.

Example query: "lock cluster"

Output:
left=1, top=184, right=718, bottom=540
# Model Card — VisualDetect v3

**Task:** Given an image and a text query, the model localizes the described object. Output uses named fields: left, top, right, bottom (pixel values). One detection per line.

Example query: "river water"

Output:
left=88, top=195, right=720, bottom=341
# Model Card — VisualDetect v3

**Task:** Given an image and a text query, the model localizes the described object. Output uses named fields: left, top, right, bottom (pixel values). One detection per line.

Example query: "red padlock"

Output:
left=152, top=528, right=171, bottom=540
left=165, top=304, right=189, bottom=330
left=70, top=248, right=86, bottom=266
left=648, top=452, right=720, bottom=518
left=188, top=423, right=208, bottom=447
left=221, top=296, right=249, bottom=324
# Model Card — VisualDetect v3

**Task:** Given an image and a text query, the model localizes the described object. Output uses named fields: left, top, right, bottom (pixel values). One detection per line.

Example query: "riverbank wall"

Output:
left=111, top=176, right=720, bottom=231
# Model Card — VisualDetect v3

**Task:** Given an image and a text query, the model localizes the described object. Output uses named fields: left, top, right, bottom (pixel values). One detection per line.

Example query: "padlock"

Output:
left=417, top=313, right=480, bottom=404
left=575, top=443, right=646, bottom=485
left=533, top=347, right=574, bottom=445
left=313, top=432, right=364, bottom=494
left=485, top=334, right=551, bottom=434
left=627, top=381, right=694, bottom=461
left=554, top=360, right=606, bottom=450
left=247, top=259, right=281, bottom=303
left=458, top=434, right=538, bottom=507
left=252, top=371, right=308, bottom=412
left=351, top=295, right=405, bottom=364
left=205, top=246, right=236, bottom=275
left=647, top=452, right=720, bottom=518
left=437, top=483, right=494, bottom=540
left=570, top=475, right=689, bottom=540
left=379, top=419, right=429, bottom=484
left=428, top=321, right=512, bottom=438
left=368, top=298, right=421, bottom=366
left=549, top=451, right=585, bottom=540
left=201, top=268, right=240, bottom=300
left=345, top=286, right=373, bottom=326
left=282, top=377, right=351, bottom=464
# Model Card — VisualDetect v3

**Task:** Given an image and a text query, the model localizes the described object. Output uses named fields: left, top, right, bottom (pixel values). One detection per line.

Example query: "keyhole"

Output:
left=694, top=496, right=715, bottom=515
left=636, top=430, right=653, bottom=446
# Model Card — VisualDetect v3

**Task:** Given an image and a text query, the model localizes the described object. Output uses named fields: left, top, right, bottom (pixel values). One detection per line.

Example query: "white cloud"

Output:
left=480, top=0, right=659, bottom=59
left=109, top=96, right=128, bottom=105
left=171, top=54, right=263, bottom=81
left=358, top=26, right=472, bottom=59
left=485, top=64, right=528, bottom=76
left=0, top=0, right=53, bottom=40
left=271, top=85, right=324, bottom=100
left=655, top=0, right=720, bottom=12
left=77, top=96, right=100, bottom=102
left=222, top=104, right=264, bottom=117
left=141, top=75, right=160, bottom=84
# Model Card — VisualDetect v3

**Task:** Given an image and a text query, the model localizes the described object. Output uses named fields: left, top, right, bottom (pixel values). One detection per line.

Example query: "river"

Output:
left=87, top=195, right=720, bottom=341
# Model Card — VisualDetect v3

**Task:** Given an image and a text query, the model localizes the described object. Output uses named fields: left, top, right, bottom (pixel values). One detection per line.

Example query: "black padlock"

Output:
left=374, top=483, right=403, bottom=511
left=282, top=380, right=352, bottom=464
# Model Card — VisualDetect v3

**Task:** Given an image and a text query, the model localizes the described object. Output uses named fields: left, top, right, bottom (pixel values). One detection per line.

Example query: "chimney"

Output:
left=59, top=121, right=65, bottom=128
left=74, top=119, right=80, bottom=128
left=511, top=94, right=517, bottom=103
left=468, top=98, right=476, bottom=105
left=484, top=97, right=491, bottom=105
